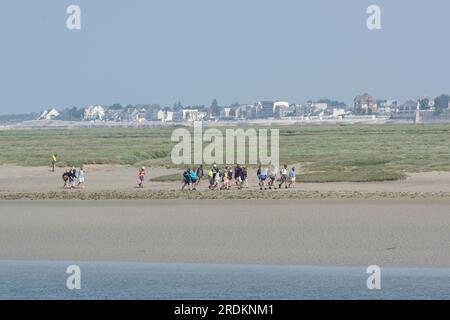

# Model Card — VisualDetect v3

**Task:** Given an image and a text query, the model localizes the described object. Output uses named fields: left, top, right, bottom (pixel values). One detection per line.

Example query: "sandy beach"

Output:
left=1, top=199, right=449, bottom=267
left=1, top=164, right=450, bottom=196
left=1, top=164, right=449, bottom=268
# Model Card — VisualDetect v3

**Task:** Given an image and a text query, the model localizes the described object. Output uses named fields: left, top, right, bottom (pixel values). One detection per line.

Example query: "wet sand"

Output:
left=1, top=199, right=449, bottom=267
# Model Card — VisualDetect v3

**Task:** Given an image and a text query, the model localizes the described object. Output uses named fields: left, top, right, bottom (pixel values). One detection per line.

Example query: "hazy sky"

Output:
left=0, top=0, right=449, bottom=114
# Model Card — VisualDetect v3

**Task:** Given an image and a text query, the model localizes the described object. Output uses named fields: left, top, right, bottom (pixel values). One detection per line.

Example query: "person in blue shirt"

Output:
left=257, top=165, right=268, bottom=191
left=190, top=169, right=198, bottom=190
left=288, top=167, right=296, bottom=188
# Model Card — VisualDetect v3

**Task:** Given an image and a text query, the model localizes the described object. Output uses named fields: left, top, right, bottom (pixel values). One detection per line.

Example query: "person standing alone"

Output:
left=138, top=167, right=146, bottom=188
left=51, top=154, right=57, bottom=172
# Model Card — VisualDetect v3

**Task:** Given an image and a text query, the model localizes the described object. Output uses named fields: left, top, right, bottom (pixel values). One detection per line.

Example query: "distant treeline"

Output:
left=0, top=113, right=38, bottom=123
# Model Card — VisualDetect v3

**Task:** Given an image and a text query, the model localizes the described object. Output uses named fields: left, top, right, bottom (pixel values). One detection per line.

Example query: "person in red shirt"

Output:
left=138, top=167, right=146, bottom=188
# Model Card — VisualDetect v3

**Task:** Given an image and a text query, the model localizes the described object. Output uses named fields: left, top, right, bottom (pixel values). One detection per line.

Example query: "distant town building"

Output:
left=354, top=93, right=378, bottom=114
left=332, top=108, right=346, bottom=119
left=391, top=99, right=418, bottom=120
left=378, top=100, right=397, bottom=114
left=257, top=101, right=275, bottom=118
left=156, top=110, right=174, bottom=123
left=121, top=106, right=146, bottom=122
left=273, top=101, right=290, bottom=118
left=174, top=109, right=206, bottom=122
left=38, top=108, right=60, bottom=120
left=429, top=100, right=436, bottom=109
left=397, top=100, right=417, bottom=112
left=84, top=105, right=106, bottom=121
left=235, top=104, right=254, bottom=120
left=296, top=102, right=333, bottom=117
left=229, top=105, right=242, bottom=119
left=220, top=107, right=232, bottom=119
left=165, top=111, right=174, bottom=122
left=290, top=104, right=304, bottom=117
left=255, top=101, right=290, bottom=118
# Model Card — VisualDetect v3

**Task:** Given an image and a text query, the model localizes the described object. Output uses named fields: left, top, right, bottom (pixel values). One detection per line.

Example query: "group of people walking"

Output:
left=179, top=164, right=247, bottom=191
left=53, top=154, right=295, bottom=191
left=51, top=154, right=85, bottom=189
left=62, top=166, right=85, bottom=189
left=181, top=165, right=204, bottom=191
left=206, top=164, right=248, bottom=191
left=181, top=164, right=248, bottom=191
left=180, top=164, right=296, bottom=191
left=257, top=164, right=296, bottom=190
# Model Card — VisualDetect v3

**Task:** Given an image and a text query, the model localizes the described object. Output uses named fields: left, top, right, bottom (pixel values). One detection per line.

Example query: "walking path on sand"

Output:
left=1, top=164, right=450, bottom=199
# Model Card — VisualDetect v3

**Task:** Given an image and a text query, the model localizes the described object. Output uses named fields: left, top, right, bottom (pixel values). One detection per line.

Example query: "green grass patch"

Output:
left=150, top=173, right=183, bottom=182
left=1, top=123, right=450, bottom=182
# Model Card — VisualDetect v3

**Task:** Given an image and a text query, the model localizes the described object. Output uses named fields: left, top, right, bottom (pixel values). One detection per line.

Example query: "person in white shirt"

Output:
left=77, top=166, right=85, bottom=188
left=278, top=164, right=288, bottom=189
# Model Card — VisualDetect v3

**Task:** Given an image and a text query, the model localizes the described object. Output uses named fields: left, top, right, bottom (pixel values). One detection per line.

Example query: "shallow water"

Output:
left=0, top=261, right=449, bottom=299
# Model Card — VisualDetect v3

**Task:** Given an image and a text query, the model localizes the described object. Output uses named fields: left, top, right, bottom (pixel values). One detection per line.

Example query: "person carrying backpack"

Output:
left=62, top=170, right=70, bottom=188
left=69, top=167, right=77, bottom=188
left=182, top=168, right=192, bottom=191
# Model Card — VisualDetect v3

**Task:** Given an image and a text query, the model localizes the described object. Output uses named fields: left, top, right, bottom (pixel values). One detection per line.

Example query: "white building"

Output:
left=174, top=109, right=206, bottom=122
left=273, top=101, right=290, bottom=118
left=378, top=100, right=397, bottom=114
left=157, top=110, right=174, bottom=122
left=166, top=111, right=174, bottom=122
left=273, top=101, right=290, bottom=109
left=38, top=108, right=60, bottom=120
left=157, top=110, right=165, bottom=121
left=84, top=105, right=106, bottom=121
left=233, top=104, right=254, bottom=119
left=332, top=108, right=346, bottom=118
left=220, top=107, right=232, bottom=118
